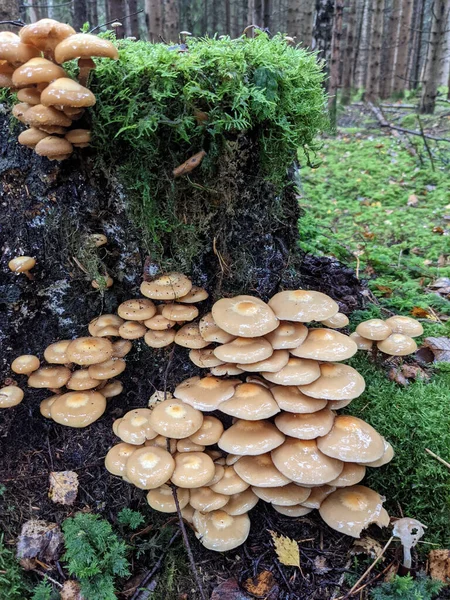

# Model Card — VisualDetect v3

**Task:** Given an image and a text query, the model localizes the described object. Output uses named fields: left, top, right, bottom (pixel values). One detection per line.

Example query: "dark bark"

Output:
left=328, top=0, right=344, bottom=109
left=263, top=0, right=271, bottom=29
left=312, top=0, right=334, bottom=70
left=88, top=0, right=99, bottom=29
left=341, top=0, right=356, bottom=104
left=107, top=0, right=125, bottom=37
left=127, top=0, right=139, bottom=37
left=73, top=0, right=88, bottom=31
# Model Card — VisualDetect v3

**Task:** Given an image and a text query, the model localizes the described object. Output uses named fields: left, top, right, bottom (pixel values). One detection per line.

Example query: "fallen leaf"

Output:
left=407, top=194, right=419, bottom=206
left=401, top=364, right=429, bottom=380
left=389, top=367, right=409, bottom=387
left=411, top=307, right=437, bottom=320
left=313, top=555, right=331, bottom=574
left=148, top=390, right=173, bottom=406
left=421, top=337, right=450, bottom=362
left=429, top=549, right=450, bottom=583
left=60, top=580, right=83, bottom=600
left=243, top=571, right=279, bottom=598
left=351, top=536, right=385, bottom=560
left=269, top=530, right=300, bottom=568
left=433, top=226, right=444, bottom=234
left=431, top=277, right=450, bottom=289
left=49, top=471, right=78, bottom=505
left=375, top=285, right=393, bottom=297
left=210, top=579, right=251, bottom=600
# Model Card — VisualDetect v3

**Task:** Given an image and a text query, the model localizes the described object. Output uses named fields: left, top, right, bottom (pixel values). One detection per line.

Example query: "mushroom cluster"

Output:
left=0, top=19, right=118, bottom=160
left=351, top=316, right=423, bottom=355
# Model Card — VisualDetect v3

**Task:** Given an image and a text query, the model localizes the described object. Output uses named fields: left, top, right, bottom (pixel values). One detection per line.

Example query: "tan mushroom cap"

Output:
left=214, top=337, right=273, bottom=364
left=365, top=439, right=394, bottom=468
left=377, top=334, right=417, bottom=356
left=321, top=313, right=350, bottom=329
left=64, top=129, right=91, bottom=147
left=24, top=105, right=71, bottom=132
left=148, top=398, right=203, bottom=439
left=219, top=383, right=280, bottom=420
left=112, top=339, right=133, bottom=358
left=66, top=337, right=113, bottom=366
left=88, top=358, right=126, bottom=380
left=210, top=364, right=245, bottom=376
left=299, top=363, right=366, bottom=400
left=116, top=409, right=157, bottom=445
left=212, top=295, right=278, bottom=338
left=0, top=72, right=13, bottom=88
left=328, top=398, right=353, bottom=410
left=105, top=442, right=139, bottom=476
left=13, top=102, right=32, bottom=123
left=317, top=416, right=385, bottom=464
left=225, top=454, right=242, bottom=466
left=41, top=77, right=96, bottom=108
left=175, top=322, right=209, bottom=349
left=144, top=329, right=176, bottom=348
left=291, top=329, right=357, bottom=362
left=28, top=366, right=71, bottom=388
left=144, top=312, right=176, bottom=331
left=262, top=358, right=321, bottom=386
left=140, top=272, right=192, bottom=300
left=0, top=38, right=40, bottom=66
left=319, top=485, right=389, bottom=538
left=209, top=466, right=250, bottom=495
left=327, top=463, right=366, bottom=487
left=161, top=303, right=199, bottom=322
left=171, top=452, right=215, bottom=488
left=245, top=375, right=270, bottom=388
left=271, top=386, right=328, bottom=414
left=193, top=509, right=251, bottom=552
left=117, top=299, right=156, bottom=321
left=273, top=504, right=313, bottom=517
left=178, top=286, right=209, bottom=303
left=356, top=319, right=392, bottom=341
left=190, top=487, right=230, bottom=512
left=145, top=435, right=177, bottom=454
left=219, top=420, right=285, bottom=456
left=88, top=314, right=124, bottom=337
left=8, top=256, right=36, bottom=273
left=13, top=58, right=67, bottom=87
left=67, top=369, right=101, bottom=390
left=206, top=463, right=226, bottom=486
left=269, top=290, right=339, bottom=322
left=181, top=504, right=195, bottom=523
left=176, top=438, right=205, bottom=452
left=35, top=136, right=73, bottom=161
left=18, top=127, right=48, bottom=148
left=0, top=385, right=24, bottom=408
left=238, top=349, right=289, bottom=373
left=125, top=446, right=175, bottom=489
left=147, top=484, right=189, bottom=513
left=189, top=349, right=224, bottom=369
left=300, top=485, right=336, bottom=509
left=253, top=483, right=310, bottom=506
left=101, top=380, right=124, bottom=398
left=265, top=321, right=309, bottom=349
left=19, top=19, right=75, bottom=53
left=118, top=321, right=147, bottom=339
left=188, top=416, right=224, bottom=445
left=43, top=340, right=71, bottom=365
left=11, top=354, right=40, bottom=374
left=271, top=438, right=343, bottom=485
left=233, top=453, right=291, bottom=487
left=0, top=59, right=15, bottom=74
left=174, top=376, right=237, bottom=411
left=17, top=87, right=41, bottom=104
left=384, top=315, right=423, bottom=337
left=275, top=408, right=335, bottom=440
left=55, top=33, right=119, bottom=63
left=50, top=391, right=106, bottom=427
left=349, top=332, right=373, bottom=350
left=199, top=312, right=235, bottom=344
left=223, top=489, right=259, bottom=516
left=40, top=395, right=59, bottom=418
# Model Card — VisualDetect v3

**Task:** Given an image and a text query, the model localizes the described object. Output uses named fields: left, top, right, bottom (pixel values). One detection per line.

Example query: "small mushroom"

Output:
left=377, top=334, right=417, bottom=356
left=174, top=376, right=238, bottom=411
left=19, top=19, right=75, bottom=59
left=89, top=233, right=107, bottom=247
left=219, top=383, right=280, bottom=420
left=147, top=484, right=189, bottom=512
left=88, top=357, right=126, bottom=380
left=392, top=517, right=426, bottom=569
left=43, top=340, right=71, bottom=364
left=118, top=321, right=147, bottom=339
left=161, top=303, right=199, bottom=322
left=271, top=385, right=328, bottom=414
left=189, top=349, right=224, bottom=369
left=105, top=442, right=139, bottom=476
left=299, top=363, right=366, bottom=400
left=35, top=136, right=73, bottom=161
left=349, top=332, right=373, bottom=350
left=66, top=369, right=101, bottom=391
left=233, top=453, right=291, bottom=487
left=40, top=395, right=60, bottom=418
left=17, top=127, right=48, bottom=148
left=214, top=336, right=273, bottom=364
left=66, top=337, right=113, bottom=365
left=384, top=316, right=423, bottom=338
left=91, top=275, right=113, bottom=290
left=210, top=364, right=245, bottom=376
left=54, top=33, right=119, bottom=64
left=115, top=409, right=157, bottom=445
left=223, top=489, right=259, bottom=516
left=50, top=390, right=106, bottom=427
left=12, top=58, right=67, bottom=87
left=275, top=408, right=335, bottom=440
left=175, top=322, right=209, bottom=349
left=212, top=295, right=278, bottom=337
left=171, top=452, right=216, bottom=488
left=269, top=290, right=339, bottom=322
left=209, top=466, right=250, bottom=495
left=173, top=150, right=206, bottom=177
left=176, top=438, right=205, bottom=452
left=265, top=321, right=308, bottom=349
left=140, top=273, right=192, bottom=300
left=193, top=509, right=251, bottom=551
left=28, top=366, right=71, bottom=388
left=188, top=416, right=224, bottom=445
left=199, top=312, right=235, bottom=343
left=101, top=380, right=124, bottom=399
left=262, top=358, right=321, bottom=386
left=300, top=485, right=336, bottom=509
left=253, top=483, right=310, bottom=506
left=125, top=446, right=175, bottom=489
left=219, top=420, right=285, bottom=456
left=8, top=256, right=36, bottom=279
left=190, top=487, right=229, bottom=512
left=112, top=339, right=133, bottom=358
left=327, top=463, right=366, bottom=487
left=41, top=77, right=96, bottom=110
left=0, top=385, right=24, bottom=408
left=11, top=354, right=40, bottom=374
left=117, top=298, right=157, bottom=321
left=355, top=319, right=392, bottom=341
left=64, top=129, right=91, bottom=148
left=365, top=439, right=394, bottom=467
left=17, top=88, right=41, bottom=105
left=12, top=102, right=31, bottom=123
left=178, top=286, right=209, bottom=303
left=273, top=504, right=313, bottom=517
left=291, top=329, right=357, bottom=362
left=144, top=329, right=176, bottom=348
left=321, top=313, right=350, bottom=329
left=88, top=314, right=124, bottom=337
left=148, top=398, right=203, bottom=439
left=237, top=349, right=289, bottom=373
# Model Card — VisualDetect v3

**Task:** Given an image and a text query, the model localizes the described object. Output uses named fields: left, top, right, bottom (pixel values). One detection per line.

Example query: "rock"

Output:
left=16, top=520, right=64, bottom=564
left=60, top=580, right=84, bottom=600
left=49, top=471, right=79, bottom=505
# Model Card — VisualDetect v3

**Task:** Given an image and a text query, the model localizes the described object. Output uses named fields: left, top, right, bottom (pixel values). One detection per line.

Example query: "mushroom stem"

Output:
left=23, top=270, right=34, bottom=280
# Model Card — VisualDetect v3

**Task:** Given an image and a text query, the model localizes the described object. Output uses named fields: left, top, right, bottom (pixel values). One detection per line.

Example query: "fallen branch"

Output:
left=425, top=448, right=450, bottom=470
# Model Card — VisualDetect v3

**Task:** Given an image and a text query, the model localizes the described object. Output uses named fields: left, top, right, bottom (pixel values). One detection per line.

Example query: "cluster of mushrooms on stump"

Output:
left=1, top=270, right=424, bottom=552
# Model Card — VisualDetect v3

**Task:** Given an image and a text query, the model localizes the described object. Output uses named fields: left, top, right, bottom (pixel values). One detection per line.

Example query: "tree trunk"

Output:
left=254, top=0, right=262, bottom=25
left=0, top=0, right=19, bottom=26
left=365, top=0, right=385, bottom=101
left=225, top=0, right=231, bottom=33
left=328, top=0, right=344, bottom=111
left=293, top=0, right=315, bottom=47
left=263, top=0, right=272, bottom=29
left=73, top=0, right=88, bottom=32
left=146, top=0, right=162, bottom=41
left=379, top=0, right=401, bottom=98
left=88, top=0, right=99, bottom=29
left=341, top=0, right=357, bottom=104
left=247, top=0, right=255, bottom=27
left=410, top=0, right=425, bottom=89
left=286, top=0, right=301, bottom=39
left=392, top=0, right=413, bottom=95
left=127, top=0, right=140, bottom=37
left=312, top=0, right=334, bottom=68
left=163, top=0, right=179, bottom=41
left=420, top=0, right=448, bottom=113
left=354, top=0, right=370, bottom=88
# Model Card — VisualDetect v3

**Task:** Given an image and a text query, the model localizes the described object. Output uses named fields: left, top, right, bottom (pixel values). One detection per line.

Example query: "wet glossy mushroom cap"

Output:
left=17, top=87, right=41, bottom=104
left=209, top=466, right=250, bottom=495
left=175, top=322, right=209, bottom=349
left=327, top=463, right=366, bottom=487
left=19, top=19, right=75, bottom=53
left=12, top=58, right=67, bottom=87
left=190, top=487, right=230, bottom=512
left=64, top=128, right=91, bottom=147
left=174, top=376, right=237, bottom=411
left=253, top=483, right=310, bottom=506
left=41, top=77, right=96, bottom=108
left=0, top=59, right=14, bottom=74
left=271, top=438, right=343, bottom=485
left=112, top=339, right=133, bottom=358
left=66, top=369, right=101, bottom=390
left=233, top=453, right=291, bottom=487
left=24, top=104, right=72, bottom=132
left=145, top=435, right=177, bottom=454
left=321, top=313, right=350, bottom=329
left=214, top=337, right=273, bottom=364
left=349, top=332, right=373, bottom=350
left=317, top=415, right=385, bottom=463
left=223, top=489, right=259, bottom=516
left=105, top=442, right=139, bottom=476
left=101, top=380, right=124, bottom=398
left=176, top=438, right=205, bottom=452
left=262, top=358, right=321, bottom=386
left=18, top=127, right=48, bottom=148
left=118, top=321, right=147, bottom=339
left=125, top=446, right=175, bottom=489
left=0, top=36, right=40, bottom=65
left=171, top=452, right=216, bottom=488
left=219, top=383, right=280, bottom=420
left=0, top=385, right=24, bottom=408
left=189, top=349, right=224, bottom=369
left=43, top=340, right=71, bottom=364
left=299, top=363, right=366, bottom=400
left=273, top=504, right=313, bottom=517
left=188, top=416, right=224, bottom=445
left=144, top=309, right=176, bottom=331
left=144, top=329, right=176, bottom=348
left=225, top=454, right=242, bottom=466
left=265, top=321, right=308, bottom=349
left=11, top=354, right=40, bottom=374
left=319, top=485, right=389, bottom=538
left=50, top=390, right=106, bottom=427
left=117, top=299, right=156, bottom=321
left=35, top=136, right=73, bottom=161
left=88, top=314, right=124, bottom=337
left=140, top=272, right=192, bottom=300
left=365, top=439, right=394, bottom=467
left=356, top=319, right=392, bottom=341
left=88, top=358, right=126, bottom=380
left=8, top=256, right=36, bottom=273
left=212, top=295, right=278, bottom=338
left=161, top=303, right=199, bottom=322
left=116, top=408, right=157, bottom=445
left=300, top=485, right=336, bottom=509
left=148, top=398, right=203, bottom=439
left=147, top=484, right=189, bottom=512
left=384, top=316, right=423, bottom=338
left=55, top=33, right=119, bottom=63
left=275, top=408, right=335, bottom=440
left=66, top=337, right=113, bottom=365
left=178, top=286, right=209, bottom=303
left=271, top=386, right=328, bottom=414
left=181, top=504, right=195, bottom=523
left=199, top=312, right=235, bottom=343
left=28, top=366, right=71, bottom=388
left=238, top=349, right=289, bottom=373
left=291, top=329, right=357, bottom=362
left=193, top=509, right=251, bottom=552
left=377, top=334, right=417, bottom=356
left=269, top=290, right=339, bottom=322
left=40, top=395, right=59, bottom=418
left=219, top=420, right=285, bottom=456
left=12, top=102, right=32, bottom=123
left=210, top=364, right=245, bottom=376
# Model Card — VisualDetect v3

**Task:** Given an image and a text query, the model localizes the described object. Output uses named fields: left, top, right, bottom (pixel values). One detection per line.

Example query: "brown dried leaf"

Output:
left=411, top=307, right=437, bottom=321
left=351, top=536, right=385, bottom=560
left=422, top=337, right=450, bottom=362
left=210, top=579, right=251, bottom=600
left=389, top=367, right=409, bottom=387
left=429, top=549, right=450, bottom=583
left=407, top=194, right=419, bottom=206
left=313, top=555, right=331, bottom=574
left=49, top=471, right=78, bottom=505
left=375, top=284, right=393, bottom=297
left=401, top=364, right=429, bottom=380
left=269, top=530, right=300, bottom=568
left=243, top=571, right=279, bottom=598
left=60, top=580, right=84, bottom=600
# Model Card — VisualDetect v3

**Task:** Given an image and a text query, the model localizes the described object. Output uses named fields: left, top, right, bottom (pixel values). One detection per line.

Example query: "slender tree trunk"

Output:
left=247, top=0, right=255, bottom=26
left=28, top=0, right=39, bottom=22
left=212, top=0, right=218, bottom=32
left=254, top=0, right=263, bottom=25
left=286, top=0, right=300, bottom=38
left=0, top=0, right=19, bottom=26
left=146, top=0, right=162, bottom=41
left=163, top=0, right=179, bottom=41
left=420, top=0, right=448, bottom=113
left=408, top=0, right=424, bottom=89
left=354, top=0, right=369, bottom=88
left=225, top=0, right=231, bottom=33
left=312, top=0, right=334, bottom=68
left=379, top=0, right=401, bottom=98
left=365, top=0, right=385, bottom=101
left=263, top=0, right=272, bottom=29
left=437, top=6, right=450, bottom=86
left=392, top=0, right=413, bottom=94
left=88, top=0, right=99, bottom=28
left=328, top=0, right=343, bottom=110
left=127, top=0, right=139, bottom=37
left=73, top=0, right=88, bottom=31
left=295, top=0, right=315, bottom=46
left=341, top=0, right=357, bottom=104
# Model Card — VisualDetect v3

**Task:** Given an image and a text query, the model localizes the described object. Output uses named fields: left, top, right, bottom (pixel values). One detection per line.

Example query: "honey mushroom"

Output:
left=8, top=256, right=36, bottom=279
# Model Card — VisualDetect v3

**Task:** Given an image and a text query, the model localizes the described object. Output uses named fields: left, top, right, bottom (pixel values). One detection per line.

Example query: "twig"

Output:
left=0, top=19, right=25, bottom=26
left=425, top=448, right=450, bottom=470
left=416, top=115, right=435, bottom=171
left=89, top=9, right=144, bottom=33
left=344, top=559, right=396, bottom=598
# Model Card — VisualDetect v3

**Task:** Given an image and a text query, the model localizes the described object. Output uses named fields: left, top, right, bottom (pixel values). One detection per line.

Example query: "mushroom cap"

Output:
left=147, top=484, right=189, bottom=512
left=144, top=311, right=176, bottom=331
left=384, top=315, right=423, bottom=338
left=355, top=319, right=392, bottom=341
left=66, top=369, right=101, bottom=391
left=210, top=364, right=245, bottom=376
left=0, top=385, right=24, bottom=408
left=174, top=376, right=237, bottom=411
left=262, top=358, right=321, bottom=386
left=253, top=483, right=311, bottom=506
left=50, top=391, right=106, bottom=427
left=271, top=385, right=328, bottom=414
left=319, top=485, right=388, bottom=538
left=0, top=72, right=13, bottom=87
left=11, top=354, right=40, bottom=374
left=88, top=314, right=124, bottom=337
left=112, top=339, right=133, bottom=358
left=176, top=439, right=205, bottom=452
left=178, top=286, right=209, bottom=303
left=116, top=408, right=158, bottom=445
left=269, top=290, right=339, bottom=322
left=317, top=415, right=385, bottom=463
left=300, top=485, right=336, bottom=508
left=223, top=489, right=259, bottom=515
left=89, top=233, right=107, bottom=247
left=275, top=408, right=335, bottom=440
left=189, top=349, right=224, bottom=369
left=140, top=272, right=192, bottom=300
left=117, top=298, right=156, bottom=321
left=206, top=463, right=226, bottom=486
left=12, top=58, right=66, bottom=87
left=190, top=487, right=230, bottom=512
left=219, top=383, right=280, bottom=420
left=12, top=102, right=32, bottom=123
left=39, top=395, right=60, bottom=418
left=349, top=332, right=373, bottom=350
left=101, top=380, right=124, bottom=398
left=213, top=337, right=273, bottom=364
left=19, top=19, right=75, bottom=52
left=291, top=329, right=357, bottom=362
left=17, top=127, right=48, bottom=148
left=219, top=420, right=285, bottom=456
left=161, top=303, right=199, bottom=322
left=144, top=329, right=176, bottom=348
left=43, top=340, right=71, bottom=364
left=234, top=453, right=292, bottom=487
left=28, top=366, right=71, bottom=388
left=365, top=439, right=394, bottom=467
left=55, top=33, right=119, bottom=63
left=64, top=128, right=91, bottom=147
left=35, top=136, right=73, bottom=160
left=212, top=295, right=278, bottom=338
left=321, top=313, right=350, bottom=329
left=41, top=77, right=96, bottom=108
left=299, top=363, right=366, bottom=400
left=188, top=416, right=224, bottom=445
left=125, top=446, right=175, bottom=489
left=271, top=438, right=343, bottom=485
left=273, top=504, right=313, bottom=517
left=181, top=504, right=195, bottom=523
left=265, top=321, right=309, bottom=349
left=193, top=509, right=251, bottom=552
left=105, top=442, right=139, bottom=476
left=0, top=38, right=40, bottom=65
left=118, top=321, right=147, bottom=339
left=66, top=337, right=113, bottom=365
left=171, top=452, right=216, bottom=488
left=377, top=334, right=417, bottom=356
left=209, top=466, right=250, bottom=495
left=17, top=87, right=41, bottom=104
left=8, top=256, right=36, bottom=272
left=237, top=349, right=289, bottom=373
left=199, top=312, right=235, bottom=343
left=145, top=435, right=177, bottom=453
left=148, top=398, right=203, bottom=439
left=327, top=463, right=366, bottom=487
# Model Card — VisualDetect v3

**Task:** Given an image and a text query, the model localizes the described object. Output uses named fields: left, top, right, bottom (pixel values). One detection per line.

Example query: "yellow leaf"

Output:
left=269, top=530, right=300, bottom=568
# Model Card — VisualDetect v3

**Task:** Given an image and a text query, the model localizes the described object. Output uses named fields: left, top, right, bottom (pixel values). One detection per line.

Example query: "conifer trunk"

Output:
left=392, top=0, right=413, bottom=95
left=341, top=0, right=356, bottom=104
left=146, top=0, right=162, bottom=41
left=328, top=0, right=343, bottom=109
left=354, top=0, right=370, bottom=88
left=365, top=0, right=385, bottom=101
left=380, top=0, right=401, bottom=98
